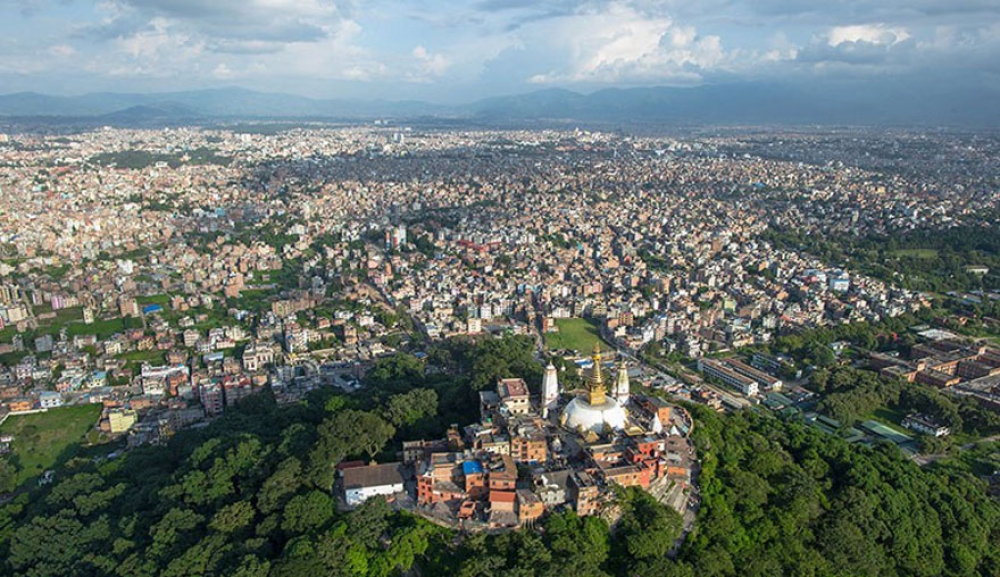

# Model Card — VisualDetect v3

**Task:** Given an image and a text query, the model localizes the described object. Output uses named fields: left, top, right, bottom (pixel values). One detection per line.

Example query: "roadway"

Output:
left=912, top=434, right=1000, bottom=466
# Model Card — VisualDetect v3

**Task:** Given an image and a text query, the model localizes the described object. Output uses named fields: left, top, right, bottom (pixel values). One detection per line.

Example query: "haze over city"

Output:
left=1, top=0, right=999, bottom=108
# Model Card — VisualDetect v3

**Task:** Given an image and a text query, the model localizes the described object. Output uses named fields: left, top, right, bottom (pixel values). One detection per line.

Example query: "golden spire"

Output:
left=586, top=341, right=607, bottom=405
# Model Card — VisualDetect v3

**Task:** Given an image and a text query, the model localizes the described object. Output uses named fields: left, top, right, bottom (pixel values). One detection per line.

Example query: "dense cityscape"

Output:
left=4, top=0, right=1000, bottom=571
left=0, top=122, right=998, bottom=575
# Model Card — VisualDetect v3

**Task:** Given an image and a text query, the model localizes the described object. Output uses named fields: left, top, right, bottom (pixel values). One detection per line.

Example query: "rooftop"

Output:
left=342, top=462, right=408, bottom=490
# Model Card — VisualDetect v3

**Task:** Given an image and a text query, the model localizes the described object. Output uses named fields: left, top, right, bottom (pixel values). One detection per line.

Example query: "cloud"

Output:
left=828, top=24, right=910, bottom=46
left=211, top=62, right=234, bottom=79
left=527, top=2, right=726, bottom=84
left=1, top=0, right=1000, bottom=98
left=79, top=0, right=350, bottom=49
left=103, top=17, right=205, bottom=77
left=791, top=26, right=914, bottom=69
left=48, top=44, right=76, bottom=58
left=118, top=0, right=350, bottom=29
left=409, top=45, right=450, bottom=81
left=63, top=0, right=390, bottom=83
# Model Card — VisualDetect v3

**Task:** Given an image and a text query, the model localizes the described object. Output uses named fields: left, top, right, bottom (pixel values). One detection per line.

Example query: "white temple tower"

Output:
left=613, top=362, right=631, bottom=406
left=542, top=362, right=559, bottom=417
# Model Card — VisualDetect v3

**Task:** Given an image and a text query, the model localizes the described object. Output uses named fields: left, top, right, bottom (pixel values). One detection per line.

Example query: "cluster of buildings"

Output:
left=340, top=345, right=695, bottom=528
left=0, top=127, right=955, bottom=363
left=0, top=125, right=996, bottom=453
left=870, top=338, right=1000, bottom=389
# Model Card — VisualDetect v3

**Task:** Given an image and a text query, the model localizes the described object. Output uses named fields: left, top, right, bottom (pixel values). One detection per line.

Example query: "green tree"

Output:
left=308, top=410, right=395, bottom=488
left=469, top=334, right=542, bottom=391
left=210, top=501, right=257, bottom=534
left=0, top=458, right=18, bottom=493
left=281, top=491, right=336, bottom=534
left=615, top=487, right=682, bottom=562
left=385, top=388, right=439, bottom=428
left=257, top=458, right=303, bottom=515
left=366, top=353, right=426, bottom=394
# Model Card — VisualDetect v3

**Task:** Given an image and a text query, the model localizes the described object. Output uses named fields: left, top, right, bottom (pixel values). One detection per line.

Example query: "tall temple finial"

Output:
left=587, top=341, right=606, bottom=406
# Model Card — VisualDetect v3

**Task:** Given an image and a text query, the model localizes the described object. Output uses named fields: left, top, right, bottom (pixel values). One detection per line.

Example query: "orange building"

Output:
left=489, top=490, right=517, bottom=513
left=463, top=460, right=488, bottom=500
left=511, top=433, right=547, bottom=463
left=517, top=489, right=545, bottom=526
left=488, top=455, right=517, bottom=491
left=571, top=471, right=601, bottom=517
left=603, top=464, right=647, bottom=489
left=7, top=399, right=32, bottom=412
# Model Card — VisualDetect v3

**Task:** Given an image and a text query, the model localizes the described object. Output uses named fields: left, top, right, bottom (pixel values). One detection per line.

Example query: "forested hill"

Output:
left=0, top=336, right=998, bottom=576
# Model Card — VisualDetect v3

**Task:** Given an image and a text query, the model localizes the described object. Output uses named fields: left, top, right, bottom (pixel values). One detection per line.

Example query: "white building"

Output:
left=342, top=462, right=408, bottom=507
left=498, top=378, right=531, bottom=417
left=39, top=391, right=64, bottom=409
left=697, top=358, right=759, bottom=396
left=902, top=413, right=950, bottom=437
left=242, top=343, right=275, bottom=372
left=561, top=345, right=627, bottom=435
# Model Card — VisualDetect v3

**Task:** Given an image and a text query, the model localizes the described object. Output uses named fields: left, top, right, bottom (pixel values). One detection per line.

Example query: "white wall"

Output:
left=345, top=483, right=404, bottom=507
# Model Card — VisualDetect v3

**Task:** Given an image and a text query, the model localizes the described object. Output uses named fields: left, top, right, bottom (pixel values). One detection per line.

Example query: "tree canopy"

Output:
left=1, top=336, right=999, bottom=577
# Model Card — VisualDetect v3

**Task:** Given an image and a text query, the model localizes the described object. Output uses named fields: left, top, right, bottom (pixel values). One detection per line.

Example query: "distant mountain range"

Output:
left=1, top=82, right=998, bottom=127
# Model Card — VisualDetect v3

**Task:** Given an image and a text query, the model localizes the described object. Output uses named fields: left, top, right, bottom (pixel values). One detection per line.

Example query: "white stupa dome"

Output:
left=562, top=395, right=627, bottom=435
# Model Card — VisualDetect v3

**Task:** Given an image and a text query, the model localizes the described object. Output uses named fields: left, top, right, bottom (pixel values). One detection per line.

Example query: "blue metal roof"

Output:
left=462, top=460, right=483, bottom=475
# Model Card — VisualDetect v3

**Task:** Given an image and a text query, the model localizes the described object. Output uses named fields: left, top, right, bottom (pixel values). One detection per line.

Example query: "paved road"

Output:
left=912, top=434, right=1000, bottom=466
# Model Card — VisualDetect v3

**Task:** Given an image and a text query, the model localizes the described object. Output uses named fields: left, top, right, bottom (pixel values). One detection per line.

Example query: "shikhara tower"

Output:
left=613, top=362, right=630, bottom=406
left=542, top=362, right=559, bottom=417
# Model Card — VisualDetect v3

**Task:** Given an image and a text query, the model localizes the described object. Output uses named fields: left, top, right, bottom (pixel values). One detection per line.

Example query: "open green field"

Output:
left=137, top=294, right=171, bottom=306
left=66, top=316, right=138, bottom=339
left=890, top=248, right=939, bottom=259
left=544, top=318, right=608, bottom=353
left=1, top=314, right=137, bottom=347
left=118, top=349, right=166, bottom=371
left=0, top=404, right=101, bottom=485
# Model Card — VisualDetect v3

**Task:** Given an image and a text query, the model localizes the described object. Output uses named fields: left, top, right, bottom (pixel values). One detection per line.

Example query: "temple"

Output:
left=561, top=343, right=628, bottom=435
left=402, top=341, right=696, bottom=530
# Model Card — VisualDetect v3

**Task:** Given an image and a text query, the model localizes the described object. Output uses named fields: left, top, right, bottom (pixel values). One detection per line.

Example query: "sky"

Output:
left=0, top=0, right=998, bottom=102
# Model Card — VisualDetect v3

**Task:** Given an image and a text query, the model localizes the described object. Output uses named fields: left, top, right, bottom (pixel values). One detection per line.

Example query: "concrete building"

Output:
left=613, top=362, right=631, bottom=405
left=343, top=462, right=408, bottom=506
left=697, top=358, right=759, bottom=396
left=903, top=413, right=951, bottom=437
left=497, top=378, right=530, bottom=417
left=38, top=391, right=63, bottom=409
left=108, top=408, right=138, bottom=434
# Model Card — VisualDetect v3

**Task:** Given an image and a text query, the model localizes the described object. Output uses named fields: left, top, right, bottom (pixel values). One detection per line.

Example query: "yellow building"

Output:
left=109, top=408, right=138, bottom=434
